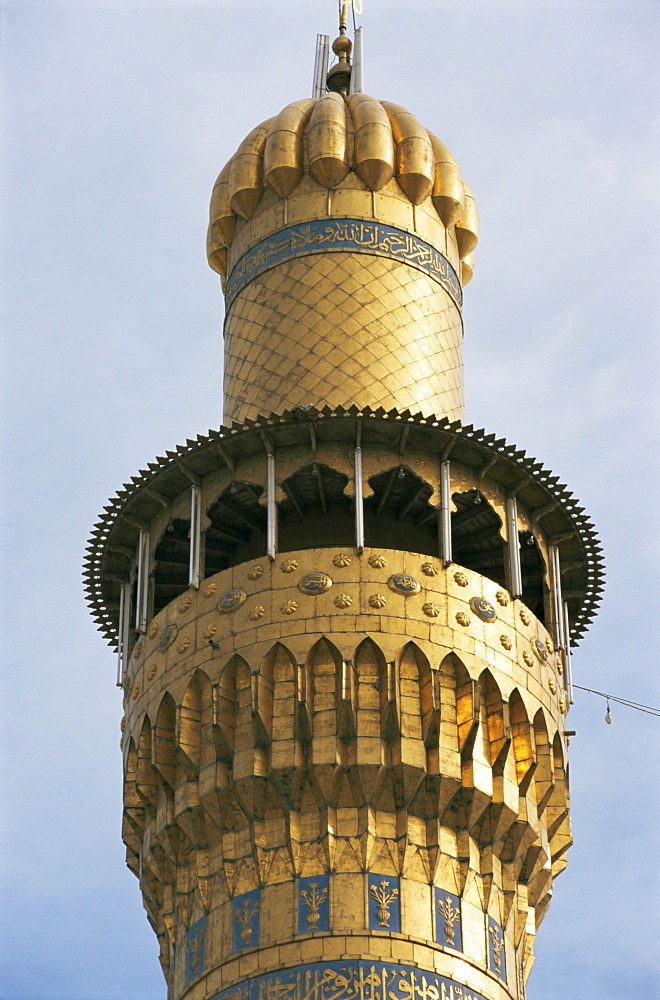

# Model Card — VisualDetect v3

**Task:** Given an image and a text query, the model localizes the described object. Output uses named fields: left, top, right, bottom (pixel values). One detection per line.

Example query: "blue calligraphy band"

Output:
left=225, top=219, right=463, bottom=312
left=209, top=960, right=488, bottom=1000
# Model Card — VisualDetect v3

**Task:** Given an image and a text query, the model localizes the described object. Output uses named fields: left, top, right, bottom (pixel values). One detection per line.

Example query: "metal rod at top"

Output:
left=349, top=26, right=363, bottom=93
left=312, top=33, right=330, bottom=98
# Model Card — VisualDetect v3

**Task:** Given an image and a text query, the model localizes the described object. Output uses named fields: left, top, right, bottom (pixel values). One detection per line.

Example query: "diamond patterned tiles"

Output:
left=223, top=253, right=464, bottom=424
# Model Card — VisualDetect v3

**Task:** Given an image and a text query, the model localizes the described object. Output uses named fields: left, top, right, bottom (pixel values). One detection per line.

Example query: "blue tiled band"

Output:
left=225, top=219, right=463, bottom=311
left=209, top=960, right=488, bottom=1000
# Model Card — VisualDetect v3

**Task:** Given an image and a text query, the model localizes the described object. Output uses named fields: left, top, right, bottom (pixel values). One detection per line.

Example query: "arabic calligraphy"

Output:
left=209, top=961, right=488, bottom=1000
left=225, top=220, right=462, bottom=311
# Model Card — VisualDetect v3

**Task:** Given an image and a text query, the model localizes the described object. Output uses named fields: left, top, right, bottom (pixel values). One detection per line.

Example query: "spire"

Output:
left=326, top=1, right=352, bottom=95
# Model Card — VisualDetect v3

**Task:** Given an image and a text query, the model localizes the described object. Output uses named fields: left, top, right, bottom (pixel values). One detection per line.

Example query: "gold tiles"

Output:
left=223, top=253, right=463, bottom=424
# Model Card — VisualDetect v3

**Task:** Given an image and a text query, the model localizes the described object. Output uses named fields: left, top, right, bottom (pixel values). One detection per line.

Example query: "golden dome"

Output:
left=208, top=92, right=478, bottom=286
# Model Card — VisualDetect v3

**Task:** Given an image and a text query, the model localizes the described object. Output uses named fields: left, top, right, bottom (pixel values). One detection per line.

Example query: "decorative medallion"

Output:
left=133, top=642, right=143, bottom=658
left=435, top=890, right=462, bottom=951
left=495, top=590, right=509, bottom=606
left=247, top=564, right=264, bottom=580
left=281, top=600, right=298, bottom=615
left=131, top=682, right=141, bottom=700
left=186, top=917, right=206, bottom=985
left=177, top=637, right=191, bottom=654
left=368, top=875, right=401, bottom=931
left=204, top=624, right=218, bottom=640
left=522, top=651, right=534, bottom=667
left=487, top=918, right=506, bottom=982
left=333, top=553, right=352, bottom=568
left=500, top=634, right=513, bottom=651
left=548, top=675, right=557, bottom=694
left=232, top=889, right=261, bottom=952
left=369, top=594, right=387, bottom=609
left=298, top=876, right=330, bottom=934
left=469, top=597, right=497, bottom=622
left=388, top=573, right=421, bottom=596
left=156, top=624, right=178, bottom=652
left=204, top=582, right=218, bottom=597
left=147, top=662, right=157, bottom=681
left=248, top=605, right=266, bottom=621
left=533, top=638, right=548, bottom=662
left=557, top=659, right=564, bottom=675
left=421, top=562, right=439, bottom=577
left=369, top=554, right=388, bottom=569
left=455, top=612, right=471, bottom=627
left=334, top=594, right=353, bottom=609
left=546, top=637, right=555, bottom=655
left=280, top=559, right=298, bottom=574
left=298, top=572, right=333, bottom=596
left=148, top=622, right=159, bottom=639
left=454, top=571, right=468, bottom=587
left=218, top=588, right=247, bottom=613
left=422, top=603, right=440, bottom=618
left=178, top=595, right=192, bottom=614
left=559, top=690, right=569, bottom=714
left=519, top=609, right=530, bottom=626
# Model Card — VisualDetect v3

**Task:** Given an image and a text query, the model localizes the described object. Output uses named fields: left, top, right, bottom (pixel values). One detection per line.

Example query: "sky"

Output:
left=1, top=1, right=659, bottom=998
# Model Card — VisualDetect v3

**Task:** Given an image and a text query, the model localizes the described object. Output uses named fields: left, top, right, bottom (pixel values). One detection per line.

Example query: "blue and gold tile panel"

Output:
left=232, top=888, right=261, bottom=952
left=210, top=960, right=488, bottom=1000
left=225, top=219, right=463, bottom=311
left=367, top=873, right=400, bottom=932
left=434, top=888, right=462, bottom=952
left=487, top=916, right=507, bottom=983
left=186, top=916, right=206, bottom=985
left=297, top=874, right=330, bottom=934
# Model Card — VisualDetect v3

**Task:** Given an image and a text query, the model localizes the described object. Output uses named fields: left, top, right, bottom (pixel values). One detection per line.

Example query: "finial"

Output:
left=326, top=1, right=352, bottom=95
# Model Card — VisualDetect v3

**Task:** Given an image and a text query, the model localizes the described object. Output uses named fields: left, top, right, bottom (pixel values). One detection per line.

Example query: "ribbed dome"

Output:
left=208, top=93, right=478, bottom=286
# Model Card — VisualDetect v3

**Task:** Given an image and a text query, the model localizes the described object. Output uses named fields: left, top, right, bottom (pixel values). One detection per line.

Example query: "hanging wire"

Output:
left=573, top=683, right=660, bottom=719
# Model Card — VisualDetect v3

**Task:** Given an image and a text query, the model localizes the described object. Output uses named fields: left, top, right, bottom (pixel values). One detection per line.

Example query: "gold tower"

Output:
left=85, top=14, right=603, bottom=1000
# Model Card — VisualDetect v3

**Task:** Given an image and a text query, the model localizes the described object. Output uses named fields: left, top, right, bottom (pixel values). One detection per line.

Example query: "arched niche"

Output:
left=153, top=518, right=190, bottom=615
left=178, top=670, right=213, bottom=777
left=278, top=463, right=352, bottom=552
left=451, top=489, right=507, bottom=590
left=204, top=481, right=265, bottom=577
left=365, top=465, right=437, bottom=555
left=136, top=715, right=158, bottom=813
left=154, top=693, right=177, bottom=790
left=509, top=690, right=535, bottom=792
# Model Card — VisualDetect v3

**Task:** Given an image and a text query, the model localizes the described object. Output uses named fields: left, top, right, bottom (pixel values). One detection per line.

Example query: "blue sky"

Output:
left=2, top=1, right=659, bottom=998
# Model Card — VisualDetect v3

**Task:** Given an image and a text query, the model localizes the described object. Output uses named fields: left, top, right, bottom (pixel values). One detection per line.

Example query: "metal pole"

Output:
left=312, top=33, right=330, bottom=98
left=562, top=600, right=574, bottom=703
left=506, top=496, right=523, bottom=599
left=266, top=452, right=277, bottom=561
left=136, top=529, right=150, bottom=633
left=354, top=424, right=364, bottom=554
left=549, top=545, right=565, bottom=651
left=116, top=581, right=131, bottom=687
left=350, top=26, right=364, bottom=94
left=440, top=460, right=452, bottom=567
left=189, top=484, right=202, bottom=590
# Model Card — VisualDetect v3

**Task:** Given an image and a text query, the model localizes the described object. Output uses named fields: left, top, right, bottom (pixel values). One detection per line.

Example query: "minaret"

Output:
left=84, top=13, right=604, bottom=1000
